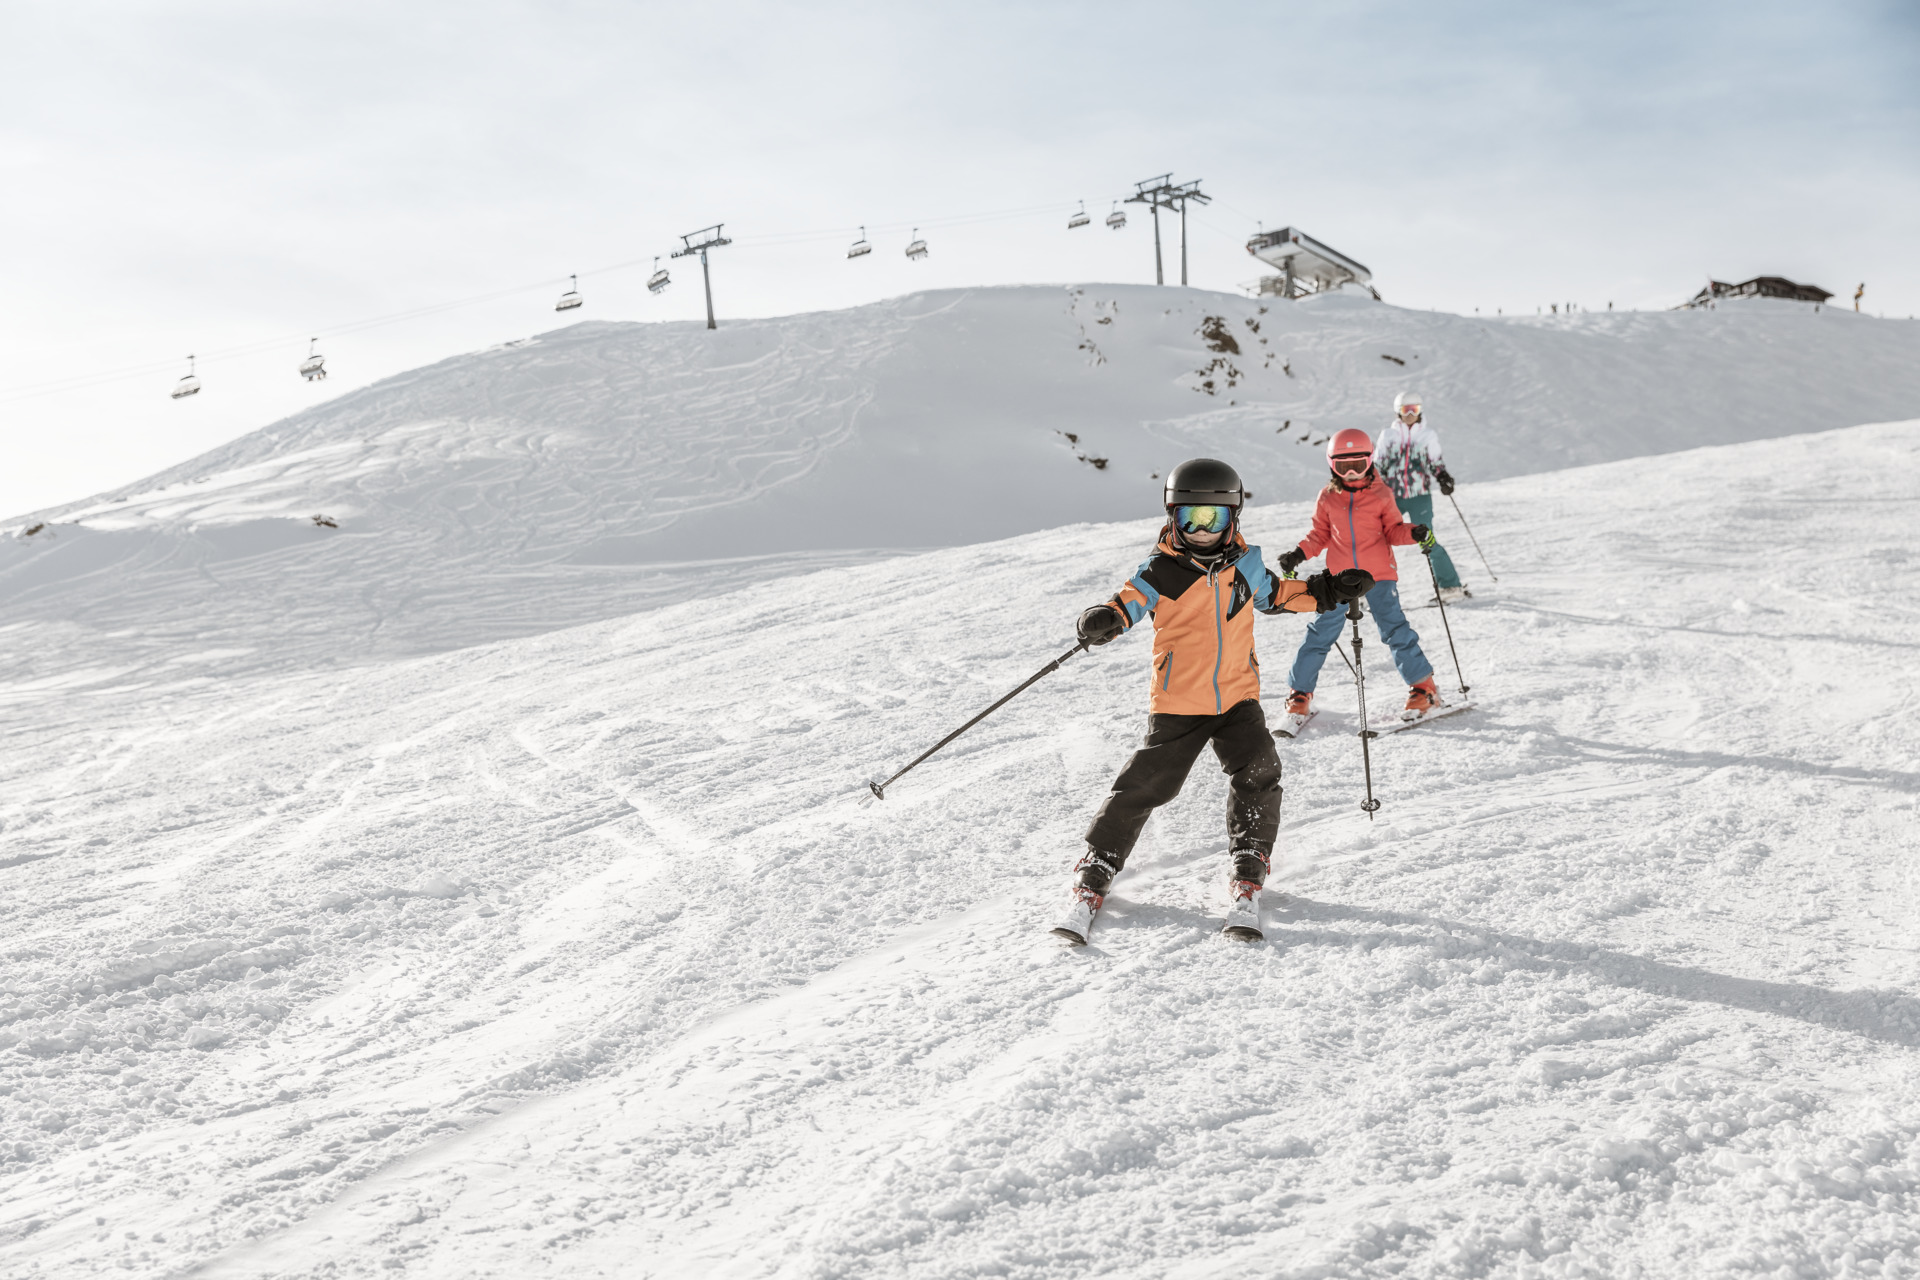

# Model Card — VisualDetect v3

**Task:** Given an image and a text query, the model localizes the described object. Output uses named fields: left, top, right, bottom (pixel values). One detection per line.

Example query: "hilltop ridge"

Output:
left=4, top=285, right=1916, bottom=684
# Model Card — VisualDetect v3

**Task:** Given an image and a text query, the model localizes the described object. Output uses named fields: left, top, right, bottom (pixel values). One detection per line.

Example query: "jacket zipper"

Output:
left=1346, top=492, right=1360, bottom=571
left=1160, top=651, right=1173, bottom=692
left=1209, top=566, right=1223, bottom=713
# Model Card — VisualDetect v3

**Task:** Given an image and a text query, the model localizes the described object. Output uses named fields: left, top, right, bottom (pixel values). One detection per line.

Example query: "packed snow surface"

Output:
left=5, top=288, right=1917, bottom=678
left=4, top=419, right=1919, bottom=1278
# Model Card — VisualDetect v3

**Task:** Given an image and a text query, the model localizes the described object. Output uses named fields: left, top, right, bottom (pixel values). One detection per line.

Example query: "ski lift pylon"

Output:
left=555, top=273, right=583, bottom=312
left=299, top=338, right=327, bottom=381
left=646, top=256, right=670, bottom=294
left=1106, top=202, right=1127, bottom=230
left=170, top=354, right=200, bottom=400
left=847, top=226, right=872, bottom=259
left=1068, top=200, right=1090, bottom=230
left=905, top=229, right=928, bottom=261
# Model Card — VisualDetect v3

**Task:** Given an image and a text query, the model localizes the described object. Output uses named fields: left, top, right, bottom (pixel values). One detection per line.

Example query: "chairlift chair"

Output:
left=646, top=256, right=671, bottom=294
left=555, top=274, right=584, bottom=311
left=847, top=226, right=872, bottom=259
left=905, top=229, right=928, bottom=261
left=299, top=338, right=327, bottom=381
left=1105, top=202, right=1127, bottom=230
left=1067, top=200, right=1090, bottom=230
left=170, top=355, right=201, bottom=400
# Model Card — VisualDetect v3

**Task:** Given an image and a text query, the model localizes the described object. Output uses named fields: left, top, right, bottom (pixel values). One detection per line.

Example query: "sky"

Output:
left=2, top=0, right=1916, bottom=519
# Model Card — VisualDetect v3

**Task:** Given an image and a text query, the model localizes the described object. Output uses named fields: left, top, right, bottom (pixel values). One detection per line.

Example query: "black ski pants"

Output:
left=1081, top=698, right=1282, bottom=887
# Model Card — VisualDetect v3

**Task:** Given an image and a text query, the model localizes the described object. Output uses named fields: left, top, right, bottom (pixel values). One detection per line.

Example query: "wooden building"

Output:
left=1679, top=277, right=1833, bottom=309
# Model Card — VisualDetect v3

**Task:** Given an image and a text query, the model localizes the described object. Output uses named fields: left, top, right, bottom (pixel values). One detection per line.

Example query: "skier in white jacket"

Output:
left=1374, top=391, right=1467, bottom=599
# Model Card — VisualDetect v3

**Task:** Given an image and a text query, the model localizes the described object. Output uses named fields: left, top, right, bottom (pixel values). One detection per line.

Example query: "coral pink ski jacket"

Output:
left=1294, top=470, right=1415, bottom=583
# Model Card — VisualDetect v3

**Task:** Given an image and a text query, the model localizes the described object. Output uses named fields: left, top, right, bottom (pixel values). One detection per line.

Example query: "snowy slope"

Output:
left=4, top=287, right=1917, bottom=684
left=3, top=420, right=1918, bottom=1279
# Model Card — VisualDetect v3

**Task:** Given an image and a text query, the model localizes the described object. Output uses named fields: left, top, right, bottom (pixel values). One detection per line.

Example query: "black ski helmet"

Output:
left=1163, top=457, right=1244, bottom=510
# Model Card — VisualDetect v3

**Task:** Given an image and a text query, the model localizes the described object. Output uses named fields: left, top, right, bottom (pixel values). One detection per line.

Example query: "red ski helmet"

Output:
left=1326, top=428, right=1373, bottom=461
left=1326, top=428, right=1374, bottom=483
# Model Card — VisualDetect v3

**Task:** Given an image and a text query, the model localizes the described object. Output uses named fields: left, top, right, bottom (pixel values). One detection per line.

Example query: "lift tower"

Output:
left=1124, top=175, right=1211, bottom=285
left=671, top=225, right=733, bottom=329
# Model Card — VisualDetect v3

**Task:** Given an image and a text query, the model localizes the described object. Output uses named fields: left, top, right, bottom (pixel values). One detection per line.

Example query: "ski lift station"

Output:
left=1245, top=227, right=1379, bottom=300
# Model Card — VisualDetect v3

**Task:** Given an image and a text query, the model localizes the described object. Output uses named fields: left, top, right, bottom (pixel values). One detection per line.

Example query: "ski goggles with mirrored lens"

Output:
left=1172, top=504, right=1234, bottom=534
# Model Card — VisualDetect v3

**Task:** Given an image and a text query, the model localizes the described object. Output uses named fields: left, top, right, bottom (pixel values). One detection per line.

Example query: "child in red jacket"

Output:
left=1275, top=429, right=1441, bottom=731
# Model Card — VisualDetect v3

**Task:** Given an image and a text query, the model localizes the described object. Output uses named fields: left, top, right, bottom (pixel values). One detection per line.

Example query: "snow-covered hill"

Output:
left=5, top=287, right=1917, bottom=682
left=4, top=421, right=1918, bottom=1279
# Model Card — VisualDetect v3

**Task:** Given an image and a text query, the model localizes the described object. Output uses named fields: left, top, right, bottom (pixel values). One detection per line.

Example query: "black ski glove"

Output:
left=1076, top=604, right=1125, bottom=646
left=1305, top=568, right=1374, bottom=612
left=1276, top=547, right=1307, bottom=576
left=1410, top=523, right=1436, bottom=550
left=1436, top=468, right=1455, bottom=497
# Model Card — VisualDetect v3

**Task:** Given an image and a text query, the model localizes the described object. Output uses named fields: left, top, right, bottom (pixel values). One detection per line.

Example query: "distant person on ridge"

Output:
left=1374, top=390, right=1468, bottom=602
left=1275, top=429, right=1443, bottom=734
left=1053, top=458, right=1373, bottom=947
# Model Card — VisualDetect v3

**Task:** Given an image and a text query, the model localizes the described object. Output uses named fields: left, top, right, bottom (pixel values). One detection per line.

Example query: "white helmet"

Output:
left=1394, top=391, right=1422, bottom=413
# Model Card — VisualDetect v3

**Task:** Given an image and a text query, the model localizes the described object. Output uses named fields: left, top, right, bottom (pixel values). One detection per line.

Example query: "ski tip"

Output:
left=1221, top=925, right=1264, bottom=942
left=1049, top=926, right=1089, bottom=947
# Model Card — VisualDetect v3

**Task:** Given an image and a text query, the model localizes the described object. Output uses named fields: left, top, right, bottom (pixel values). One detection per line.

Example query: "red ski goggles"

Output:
left=1330, top=454, right=1371, bottom=475
left=1172, top=504, right=1234, bottom=535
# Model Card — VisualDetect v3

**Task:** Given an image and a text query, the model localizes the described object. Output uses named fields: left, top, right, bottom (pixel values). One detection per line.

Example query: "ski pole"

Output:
left=1423, top=546, right=1471, bottom=698
left=1446, top=492, right=1498, bottom=582
left=868, top=640, right=1091, bottom=800
left=1346, top=599, right=1382, bottom=819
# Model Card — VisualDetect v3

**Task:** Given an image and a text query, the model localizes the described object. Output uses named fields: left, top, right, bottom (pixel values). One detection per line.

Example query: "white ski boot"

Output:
left=1051, top=886, right=1103, bottom=946
left=1274, top=689, right=1315, bottom=739
left=1222, top=879, right=1264, bottom=941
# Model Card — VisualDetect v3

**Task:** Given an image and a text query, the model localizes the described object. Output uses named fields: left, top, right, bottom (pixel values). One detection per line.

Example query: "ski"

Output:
left=1271, top=709, right=1318, bottom=740
left=1380, top=701, right=1475, bottom=734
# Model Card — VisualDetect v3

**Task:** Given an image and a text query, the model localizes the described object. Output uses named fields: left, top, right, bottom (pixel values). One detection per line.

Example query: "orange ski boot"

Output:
left=1276, top=689, right=1314, bottom=739
left=1401, top=677, right=1440, bottom=722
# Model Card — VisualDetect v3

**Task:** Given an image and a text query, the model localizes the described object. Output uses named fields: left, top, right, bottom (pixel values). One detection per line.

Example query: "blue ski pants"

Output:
left=1286, top=579, right=1433, bottom=694
left=1394, top=492, right=1462, bottom=590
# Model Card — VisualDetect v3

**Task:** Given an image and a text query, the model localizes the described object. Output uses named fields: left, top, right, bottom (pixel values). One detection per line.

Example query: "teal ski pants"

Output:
left=1395, top=492, right=1462, bottom=590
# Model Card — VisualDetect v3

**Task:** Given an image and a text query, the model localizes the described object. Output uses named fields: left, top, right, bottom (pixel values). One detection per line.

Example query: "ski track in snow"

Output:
left=2, top=420, right=1919, bottom=1277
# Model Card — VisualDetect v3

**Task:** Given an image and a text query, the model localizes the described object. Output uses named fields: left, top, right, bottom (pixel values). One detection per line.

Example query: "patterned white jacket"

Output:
left=1372, top=419, right=1447, bottom=499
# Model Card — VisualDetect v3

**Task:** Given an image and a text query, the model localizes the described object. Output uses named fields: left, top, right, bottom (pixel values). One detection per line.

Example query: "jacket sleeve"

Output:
left=1295, top=491, right=1332, bottom=560
left=1420, top=424, right=1445, bottom=471
left=1372, top=427, right=1394, bottom=471
left=1244, top=547, right=1318, bottom=614
left=1106, top=555, right=1163, bottom=632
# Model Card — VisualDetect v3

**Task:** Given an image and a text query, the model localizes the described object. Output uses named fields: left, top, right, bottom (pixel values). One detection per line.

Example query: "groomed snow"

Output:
left=5, top=288, right=1917, bottom=684
left=3, top=419, right=1918, bottom=1278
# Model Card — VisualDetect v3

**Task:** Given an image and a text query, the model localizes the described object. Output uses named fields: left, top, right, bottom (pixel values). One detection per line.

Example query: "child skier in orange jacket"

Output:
left=1275, top=428, right=1440, bottom=733
left=1053, top=458, right=1372, bottom=946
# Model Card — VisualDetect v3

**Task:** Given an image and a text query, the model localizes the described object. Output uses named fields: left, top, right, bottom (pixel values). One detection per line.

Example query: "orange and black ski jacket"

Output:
left=1107, top=527, right=1319, bottom=716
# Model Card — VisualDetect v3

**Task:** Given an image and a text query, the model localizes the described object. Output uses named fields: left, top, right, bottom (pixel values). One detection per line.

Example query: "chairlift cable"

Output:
left=0, top=196, right=1126, bottom=406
